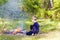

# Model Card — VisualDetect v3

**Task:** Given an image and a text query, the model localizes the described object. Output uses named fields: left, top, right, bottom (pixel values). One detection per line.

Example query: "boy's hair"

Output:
left=32, top=16, right=37, bottom=20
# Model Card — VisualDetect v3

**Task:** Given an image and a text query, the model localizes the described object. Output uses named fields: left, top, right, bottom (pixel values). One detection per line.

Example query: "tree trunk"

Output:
left=47, top=0, right=53, bottom=10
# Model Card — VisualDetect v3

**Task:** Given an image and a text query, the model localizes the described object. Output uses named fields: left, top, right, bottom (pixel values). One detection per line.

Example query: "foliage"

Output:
left=23, top=0, right=41, bottom=15
left=0, top=0, right=7, bottom=6
left=0, top=18, right=58, bottom=40
left=0, top=18, right=19, bottom=32
left=0, top=0, right=60, bottom=40
left=23, top=0, right=60, bottom=20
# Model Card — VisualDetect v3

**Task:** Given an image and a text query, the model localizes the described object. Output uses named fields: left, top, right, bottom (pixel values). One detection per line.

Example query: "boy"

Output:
left=26, top=16, right=39, bottom=35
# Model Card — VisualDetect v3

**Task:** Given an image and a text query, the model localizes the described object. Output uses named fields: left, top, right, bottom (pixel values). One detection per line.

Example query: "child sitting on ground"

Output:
left=26, top=16, right=40, bottom=35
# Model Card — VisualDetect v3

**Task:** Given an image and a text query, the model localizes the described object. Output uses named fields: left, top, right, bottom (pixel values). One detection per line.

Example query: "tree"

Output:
left=43, top=0, right=53, bottom=10
left=47, top=0, right=53, bottom=10
left=23, top=0, right=41, bottom=15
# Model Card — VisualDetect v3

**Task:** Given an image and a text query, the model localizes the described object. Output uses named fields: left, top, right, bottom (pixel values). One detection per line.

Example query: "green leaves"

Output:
left=23, top=0, right=41, bottom=15
left=19, top=0, right=60, bottom=20
left=0, top=0, right=7, bottom=6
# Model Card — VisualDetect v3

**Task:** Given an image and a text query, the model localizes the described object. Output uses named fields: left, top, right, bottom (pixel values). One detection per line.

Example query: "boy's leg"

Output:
left=26, top=31, right=33, bottom=35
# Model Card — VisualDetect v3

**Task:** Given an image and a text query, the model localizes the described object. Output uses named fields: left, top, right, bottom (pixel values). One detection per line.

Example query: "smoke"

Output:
left=0, top=0, right=27, bottom=29
left=0, top=0, right=27, bottom=20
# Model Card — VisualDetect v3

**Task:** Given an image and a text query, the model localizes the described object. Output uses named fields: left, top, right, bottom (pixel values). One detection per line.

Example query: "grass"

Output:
left=0, top=18, right=59, bottom=40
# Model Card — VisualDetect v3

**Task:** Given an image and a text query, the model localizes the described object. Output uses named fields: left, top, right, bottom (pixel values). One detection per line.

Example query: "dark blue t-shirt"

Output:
left=30, top=22, right=39, bottom=33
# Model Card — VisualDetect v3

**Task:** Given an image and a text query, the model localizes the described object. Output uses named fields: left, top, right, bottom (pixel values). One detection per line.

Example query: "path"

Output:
left=39, top=30, right=60, bottom=40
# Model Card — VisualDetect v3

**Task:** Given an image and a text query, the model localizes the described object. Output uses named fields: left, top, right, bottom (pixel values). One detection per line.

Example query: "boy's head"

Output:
left=32, top=16, right=37, bottom=22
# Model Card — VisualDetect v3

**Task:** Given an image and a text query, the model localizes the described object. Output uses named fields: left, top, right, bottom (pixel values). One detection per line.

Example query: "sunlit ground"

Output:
left=0, top=30, right=60, bottom=40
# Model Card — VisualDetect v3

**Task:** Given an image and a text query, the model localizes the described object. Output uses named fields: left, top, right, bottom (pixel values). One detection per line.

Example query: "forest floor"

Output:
left=21, top=22, right=60, bottom=40
left=37, top=22, right=60, bottom=40
left=0, top=22, right=60, bottom=40
left=0, top=30, right=60, bottom=40
left=38, top=30, right=60, bottom=40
